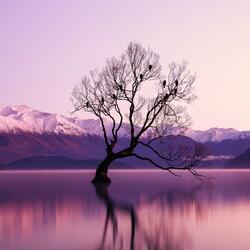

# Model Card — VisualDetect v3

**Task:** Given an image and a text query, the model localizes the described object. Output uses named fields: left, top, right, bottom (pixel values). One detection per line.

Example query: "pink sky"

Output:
left=1, top=0, right=250, bottom=130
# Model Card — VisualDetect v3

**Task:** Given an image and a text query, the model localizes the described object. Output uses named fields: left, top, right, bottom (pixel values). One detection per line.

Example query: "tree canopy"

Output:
left=71, top=42, right=204, bottom=183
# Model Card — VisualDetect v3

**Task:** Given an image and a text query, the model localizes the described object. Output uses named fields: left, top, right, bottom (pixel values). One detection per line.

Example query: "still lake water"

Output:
left=0, top=169, right=250, bottom=250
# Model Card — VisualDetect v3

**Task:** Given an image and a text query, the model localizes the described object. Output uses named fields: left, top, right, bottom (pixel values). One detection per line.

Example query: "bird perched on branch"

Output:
left=112, top=94, right=117, bottom=99
left=140, top=74, right=143, bottom=80
left=101, top=97, right=104, bottom=104
left=148, top=65, right=152, bottom=70
left=175, top=80, right=179, bottom=87
left=86, top=102, right=89, bottom=108
left=119, top=84, right=123, bottom=91
left=163, top=80, right=166, bottom=88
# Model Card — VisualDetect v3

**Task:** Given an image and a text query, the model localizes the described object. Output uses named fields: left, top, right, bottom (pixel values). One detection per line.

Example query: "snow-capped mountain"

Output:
left=0, top=105, right=130, bottom=137
left=72, top=118, right=131, bottom=137
left=0, top=105, right=87, bottom=135
left=1, top=105, right=249, bottom=143
left=185, top=128, right=250, bottom=143
left=0, top=105, right=249, bottom=167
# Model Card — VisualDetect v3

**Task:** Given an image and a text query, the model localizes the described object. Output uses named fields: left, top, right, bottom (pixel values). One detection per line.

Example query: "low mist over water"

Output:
left=0, top=170, right=250, bottom=250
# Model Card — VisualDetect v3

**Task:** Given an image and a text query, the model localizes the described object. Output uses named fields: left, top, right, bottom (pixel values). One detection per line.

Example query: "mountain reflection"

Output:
left=0, top=170, right=250, bottom=250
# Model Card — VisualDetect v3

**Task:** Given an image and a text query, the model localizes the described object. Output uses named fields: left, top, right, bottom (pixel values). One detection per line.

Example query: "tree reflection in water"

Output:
left=94, top=184, right=137, bottom=250
left=93, top=183, right=211, bottom=250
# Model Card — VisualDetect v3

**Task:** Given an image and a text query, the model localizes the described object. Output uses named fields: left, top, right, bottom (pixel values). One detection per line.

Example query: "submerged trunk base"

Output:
left=91, top=173, right=111, bottom=184
left=91, top=166, right=111, bottom=184
left=92, top=157, right=113, bottom=184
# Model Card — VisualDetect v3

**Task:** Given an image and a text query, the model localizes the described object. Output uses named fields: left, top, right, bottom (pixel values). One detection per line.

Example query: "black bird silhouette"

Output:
left=101, top=97, right=104, bottom=104
left=148, top=65, right=152, bottom=70
left=112, top=94, right=117, bottom=99
left=139, top=74, right=143, bottom=80
left=86, top=102, right=89, bottom=108
left=119, top=84, right=123, bottom=91
left=163, top=80, right=166, bottom=88
left=164, top=93, right=169, bottom=100
left=175, top=80, right=179, bottom=86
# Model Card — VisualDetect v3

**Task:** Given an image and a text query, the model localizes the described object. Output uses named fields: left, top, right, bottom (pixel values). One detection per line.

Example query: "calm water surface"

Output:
left=0, top=169, right=250, bottom=250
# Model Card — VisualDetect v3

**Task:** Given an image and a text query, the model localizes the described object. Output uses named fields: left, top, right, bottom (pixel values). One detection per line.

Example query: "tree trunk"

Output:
left=91, top=156, right=113, bottom=184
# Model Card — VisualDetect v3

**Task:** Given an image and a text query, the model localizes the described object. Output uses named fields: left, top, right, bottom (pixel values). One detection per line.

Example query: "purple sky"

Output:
left=1, top=0, right=250, bottom=130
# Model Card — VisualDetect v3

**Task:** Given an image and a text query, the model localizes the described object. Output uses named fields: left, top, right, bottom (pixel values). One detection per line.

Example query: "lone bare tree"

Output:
left=71, top=42, right=204, bottom=183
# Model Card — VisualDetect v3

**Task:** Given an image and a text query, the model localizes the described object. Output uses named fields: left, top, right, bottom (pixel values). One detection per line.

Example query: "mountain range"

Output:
left=225, top=148, right=250, bottom=168
left=0, top=105, right=250, bottom=168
